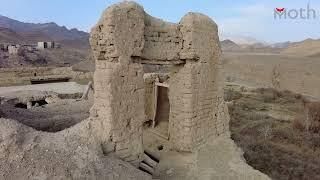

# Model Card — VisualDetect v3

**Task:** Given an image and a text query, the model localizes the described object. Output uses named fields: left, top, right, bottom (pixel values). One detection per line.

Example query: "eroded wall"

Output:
left=90, top=2, right=230, bottom=163
left=142, top=15, right=182, bottom=63
left=90, top=2, right=146, bottom=166
left=167, top=14, right=229, bottom=151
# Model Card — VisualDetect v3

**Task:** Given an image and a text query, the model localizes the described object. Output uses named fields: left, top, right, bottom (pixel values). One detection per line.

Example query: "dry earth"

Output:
left=0, top=82, right=270, bottom=180
left=223, top=52, right=320, bottom=99
left=226, top=85, right=320, bottom=180
left=281, top=39, right=320, bottom=57
left=0, top=83, right=152, bottom=180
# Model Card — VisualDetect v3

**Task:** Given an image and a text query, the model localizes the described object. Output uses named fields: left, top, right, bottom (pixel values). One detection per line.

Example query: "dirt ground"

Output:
left=0, top=82, right=270, bottom=179
left=226, top=84, right=320, bottom=180
left=0, top=86, right=152, bottom=179
left=0, top=98, right=92, bottom=132
left=223, top=52, right=320, bottom=98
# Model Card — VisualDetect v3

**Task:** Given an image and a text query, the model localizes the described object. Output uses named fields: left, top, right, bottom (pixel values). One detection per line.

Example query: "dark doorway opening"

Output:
left=14, top=100, right=48, bottom=109
left=154, top=86, right=170, bottom=138
left=32, top=100, right=48, bottom=107
left=15, top=103, right=27, bottom=109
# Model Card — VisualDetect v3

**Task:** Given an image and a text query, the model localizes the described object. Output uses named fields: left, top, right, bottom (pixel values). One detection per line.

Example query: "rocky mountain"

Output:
left=220, top=34, right=265, bottom=45
left=270, top=41, right=291, bottom=49
left=0, top=15, right=89, bottom=42
left=220, top=39, right=241, bottom=52
left=0, top=27, right=26, bottom=43
left=220, top=39, right=282, bottom=53
left=0, top=15, right=91, bottom=68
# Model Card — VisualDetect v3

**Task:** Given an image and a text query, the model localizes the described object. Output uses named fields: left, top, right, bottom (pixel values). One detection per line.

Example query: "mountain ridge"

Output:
left=0, top=15, right=89, bottom=43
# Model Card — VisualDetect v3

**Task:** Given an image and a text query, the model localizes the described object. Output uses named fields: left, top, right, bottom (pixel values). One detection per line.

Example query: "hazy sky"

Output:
left=0, top=0, right=319, bottom=43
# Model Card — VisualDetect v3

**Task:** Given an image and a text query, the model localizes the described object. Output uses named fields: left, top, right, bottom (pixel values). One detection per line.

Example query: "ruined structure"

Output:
left=0, top=2, right=269, bottom=179
left=0, top=44, right=9, bottom=51
left=8, top=45, right=21, bottom=55
left=90, top=1, right=229, bottom=163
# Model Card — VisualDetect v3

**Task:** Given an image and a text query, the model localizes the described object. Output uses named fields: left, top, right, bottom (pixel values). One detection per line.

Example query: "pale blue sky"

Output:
left=0, top=0, right=319, bottom=43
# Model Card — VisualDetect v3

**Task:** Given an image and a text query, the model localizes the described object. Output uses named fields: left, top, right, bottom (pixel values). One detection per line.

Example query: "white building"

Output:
left=37, top=41, right=55, bottom=50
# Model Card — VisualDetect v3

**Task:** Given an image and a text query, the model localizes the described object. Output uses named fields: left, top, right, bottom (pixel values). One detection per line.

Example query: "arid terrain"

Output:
left=0, top=15, right=91, bottom=68
left=225, top=85, right=320, bottom=180
left=221, top=38, right=320, bottom=180
left=223, top=40, right=320, bottom=99
left=0, top=2, right=320, bottom=179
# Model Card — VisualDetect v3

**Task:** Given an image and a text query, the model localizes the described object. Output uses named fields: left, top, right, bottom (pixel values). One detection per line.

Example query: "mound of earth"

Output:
left=0, top=118, right=151, bottom=180
left=0, top=89, right=151, bottom=179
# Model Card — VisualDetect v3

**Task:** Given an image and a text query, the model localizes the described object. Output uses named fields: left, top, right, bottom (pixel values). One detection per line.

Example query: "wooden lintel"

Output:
left=134, top=59, right=185, bottom=65
left=155, top=82, right=169, bottom=88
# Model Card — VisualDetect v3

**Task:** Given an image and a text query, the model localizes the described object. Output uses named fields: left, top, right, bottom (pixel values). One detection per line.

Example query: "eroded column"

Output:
left=90, top=2, right=146, bottom=166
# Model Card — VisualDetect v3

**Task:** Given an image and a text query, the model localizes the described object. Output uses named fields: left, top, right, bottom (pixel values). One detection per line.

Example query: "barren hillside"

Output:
left=0, top=15, right=91, bottom=68
left=221, top=39, right=241, bottom=52
left=281, top=39, right=320, bottom=57
left=0, top=15, right=89, bottom=42
left=0, top=27, right=26, bottom=43
left=223, top=52, right=320, bottom=98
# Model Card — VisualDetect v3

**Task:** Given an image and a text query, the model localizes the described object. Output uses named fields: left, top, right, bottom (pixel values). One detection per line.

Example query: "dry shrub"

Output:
left=254, top=88, right=280, bottom=103
left=293, top=102, right=320, bottom=133
left=226, top=76, right=233, bottom=82
left=254, top=88, right=304, bottom=104
left=294, top=93, right=303, bottom=100
left=309, top=133, right=320, bottom=150
left=292, top=118, right=305, bottom=132
left=240, top=86, right=246, bottom=92
left=224, top=89, right=243, bottom=102
left=305, top=102, right=320, bottom=133
left=262, top=94, right=276, bottom=103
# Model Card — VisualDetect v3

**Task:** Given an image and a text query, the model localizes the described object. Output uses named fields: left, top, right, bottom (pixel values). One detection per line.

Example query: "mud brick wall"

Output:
left=168, top=13, right=229, bottom=151
left=90, top=2, right=146, bottom=166
left=142, top=15, right=182, bottom=62
left=90, top=1, right=230, bottom=164
left=143, top=73, right=158, bottom=122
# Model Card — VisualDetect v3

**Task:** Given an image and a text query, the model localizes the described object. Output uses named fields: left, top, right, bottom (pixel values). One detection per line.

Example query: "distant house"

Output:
left=55, top=43, right=61, bottom=48
left=8, top=45, right=21, bottom=55
left=0, top=44, right=9, bottom=51
left=37, top=41, right=56, bottom=49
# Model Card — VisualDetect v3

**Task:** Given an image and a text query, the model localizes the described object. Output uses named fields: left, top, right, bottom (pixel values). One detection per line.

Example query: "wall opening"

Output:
left=30, top=78, right=70, bottom=84
left=153, top=86, right=170, bottom=139
left=14, top=100, right=48, bottom=109
left=32, top=100, right=48, bottom=107
left=15, top=103, right=27, bottom=109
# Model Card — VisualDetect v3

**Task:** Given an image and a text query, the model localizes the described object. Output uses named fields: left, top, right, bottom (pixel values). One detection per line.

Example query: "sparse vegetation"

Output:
left=294, top=102, right=320, bottom=133
left=224, top=88, right=243, bottom=102
left=227, top=86, right=320, bottom=180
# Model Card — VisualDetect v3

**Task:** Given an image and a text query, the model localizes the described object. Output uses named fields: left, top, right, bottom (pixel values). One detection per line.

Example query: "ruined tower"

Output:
left=90, top=2, right=229, bottom=165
